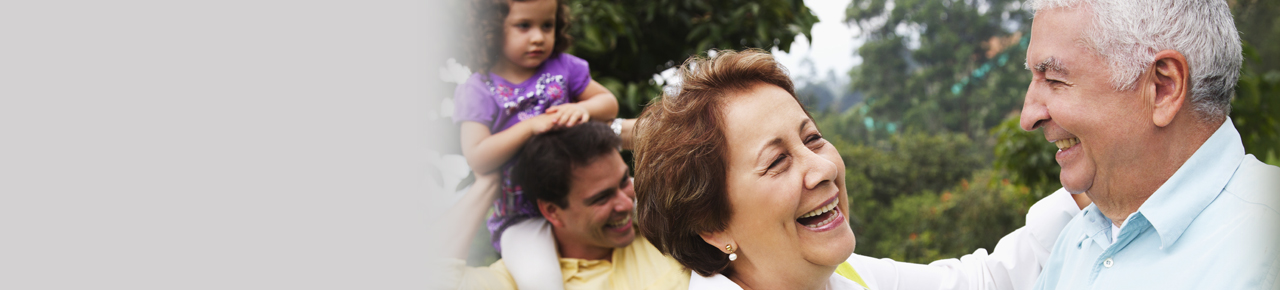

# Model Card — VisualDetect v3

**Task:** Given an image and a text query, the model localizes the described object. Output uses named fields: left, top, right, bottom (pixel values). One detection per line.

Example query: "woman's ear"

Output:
left=1149, top=50, right=1190, bottom=127
left=699, top=230, right=735, bottom=254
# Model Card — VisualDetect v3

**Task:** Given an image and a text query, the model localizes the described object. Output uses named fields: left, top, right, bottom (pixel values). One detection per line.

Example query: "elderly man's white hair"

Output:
left=1028, top=0, right=1241, bottom=120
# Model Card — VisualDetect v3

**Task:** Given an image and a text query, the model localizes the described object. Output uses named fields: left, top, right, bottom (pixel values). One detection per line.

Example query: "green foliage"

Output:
left=826, top=130, right=1002, bottom=262
left=1230, top=0, right=1279, bottom=165
left=1233, top=43, right=1280, bottom=165
left=992, top=115, right=1061, bottom=198
left=846, top=0, right=1031, bottom=138
left=1233, top=0, right=1280, bottom=75
left=836, top=0, right=1041, bottom=262
left=835, top=131, right=985, bottom=204
left=850, top=169, right=1032, bottom=263
left=567, top=0, right=819, bottom=118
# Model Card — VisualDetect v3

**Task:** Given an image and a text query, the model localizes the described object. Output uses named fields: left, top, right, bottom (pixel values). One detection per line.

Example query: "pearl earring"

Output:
left=726, top=244, right=737, bottom=261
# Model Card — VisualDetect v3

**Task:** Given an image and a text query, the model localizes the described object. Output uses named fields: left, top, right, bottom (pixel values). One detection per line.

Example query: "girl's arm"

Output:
left=459, top=113, right=560, bottom=175
left=546, top=80, right=617, bottom=127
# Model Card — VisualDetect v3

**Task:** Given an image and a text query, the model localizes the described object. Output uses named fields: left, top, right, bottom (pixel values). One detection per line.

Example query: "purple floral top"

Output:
left=452, top=53, right=591, bottom=251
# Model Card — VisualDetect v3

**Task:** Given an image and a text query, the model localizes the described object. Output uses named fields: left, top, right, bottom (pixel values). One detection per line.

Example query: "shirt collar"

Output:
left=1136, top=118, right=1246, bottom=249
left=1077, top=204, right=1116, bottom=249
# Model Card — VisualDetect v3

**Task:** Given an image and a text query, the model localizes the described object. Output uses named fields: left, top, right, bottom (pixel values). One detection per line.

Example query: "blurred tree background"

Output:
left=562, top=0, right=1278, bottom=264
left=566, top=0, right=819, bottom=118
left=446, top=0, right=1280, bottom=265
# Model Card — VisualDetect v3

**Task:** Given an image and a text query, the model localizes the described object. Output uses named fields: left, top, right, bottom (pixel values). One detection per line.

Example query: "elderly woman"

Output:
left=633, top=49, right=1086, bottom=289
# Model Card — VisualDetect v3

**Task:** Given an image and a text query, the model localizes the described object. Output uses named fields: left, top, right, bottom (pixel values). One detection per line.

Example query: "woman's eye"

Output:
left=805, top=134, right=826, bottom=150
left=767, top=154, right=786, bottom=171
left=515, top=23, right=530, bottom=29
left=805, top=134, right=823, bottom=144
left=542, top=23, right=554, bottom=30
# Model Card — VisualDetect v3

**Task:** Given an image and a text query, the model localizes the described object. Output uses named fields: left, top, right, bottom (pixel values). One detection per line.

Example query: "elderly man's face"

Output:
left=1021, top=7, right=1155, bottom=197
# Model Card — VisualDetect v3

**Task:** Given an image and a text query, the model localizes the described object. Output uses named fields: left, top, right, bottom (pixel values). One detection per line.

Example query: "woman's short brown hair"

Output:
left=633, top=49, right=801, bottom=277
left=466, top=0, right=573, bottom=74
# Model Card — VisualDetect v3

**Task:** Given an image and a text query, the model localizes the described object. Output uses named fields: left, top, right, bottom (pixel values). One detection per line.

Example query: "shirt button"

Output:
left=1103, top=258, right=1114, bottom=268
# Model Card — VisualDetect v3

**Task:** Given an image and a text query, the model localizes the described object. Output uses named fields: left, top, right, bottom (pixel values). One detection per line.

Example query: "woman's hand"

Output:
left=546, top=103, right=591, bottom=127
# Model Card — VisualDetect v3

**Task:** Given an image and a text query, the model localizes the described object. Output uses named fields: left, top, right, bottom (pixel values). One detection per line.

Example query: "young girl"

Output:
left=453, top=0, right=618, bottom=252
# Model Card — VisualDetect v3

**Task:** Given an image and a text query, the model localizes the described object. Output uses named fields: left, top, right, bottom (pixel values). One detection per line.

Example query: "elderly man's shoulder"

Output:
left=1222, top=155, right=1280, bottom=210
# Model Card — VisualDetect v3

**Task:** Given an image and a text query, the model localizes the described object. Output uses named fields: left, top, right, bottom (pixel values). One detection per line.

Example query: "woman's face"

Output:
left=714, top=83, right=855, bottom=284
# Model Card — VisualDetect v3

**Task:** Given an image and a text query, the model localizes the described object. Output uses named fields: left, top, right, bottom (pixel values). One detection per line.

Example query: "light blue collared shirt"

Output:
left=1033, top=118, right=1280, bottom=290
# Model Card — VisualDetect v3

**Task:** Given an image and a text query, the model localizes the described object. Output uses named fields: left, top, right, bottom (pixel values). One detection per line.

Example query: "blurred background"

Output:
left=428, top=0, right=1280, bottom=265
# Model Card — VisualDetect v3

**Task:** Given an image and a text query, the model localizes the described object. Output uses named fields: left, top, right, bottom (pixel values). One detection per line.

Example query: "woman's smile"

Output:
left=796, top=195, right=843, bottom=231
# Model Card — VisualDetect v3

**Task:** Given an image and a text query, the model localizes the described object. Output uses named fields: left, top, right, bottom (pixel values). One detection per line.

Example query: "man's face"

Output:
left=549, top=151, right=637, bottom=251
left=1021, top=7, right=1155, bottom=197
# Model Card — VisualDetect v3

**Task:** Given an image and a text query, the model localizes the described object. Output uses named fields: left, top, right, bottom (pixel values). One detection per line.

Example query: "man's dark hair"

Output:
left=512, top=122, right=620, bottom=209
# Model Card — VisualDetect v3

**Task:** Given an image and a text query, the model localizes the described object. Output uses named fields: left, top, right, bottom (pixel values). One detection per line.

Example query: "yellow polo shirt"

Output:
left=452, top=236, right=688, bottom=290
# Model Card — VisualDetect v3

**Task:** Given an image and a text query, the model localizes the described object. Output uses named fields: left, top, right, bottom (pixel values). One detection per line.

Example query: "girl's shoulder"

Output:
left=542, top=52, right=589, bottom=73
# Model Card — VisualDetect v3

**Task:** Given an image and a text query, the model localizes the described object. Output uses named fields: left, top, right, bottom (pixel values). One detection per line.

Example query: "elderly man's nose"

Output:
left=1020, top=87, right=1048, bottom=131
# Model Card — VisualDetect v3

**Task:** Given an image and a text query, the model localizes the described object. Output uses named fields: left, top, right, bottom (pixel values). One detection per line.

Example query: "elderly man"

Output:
left=1020, top=0, right=1280, bottom=289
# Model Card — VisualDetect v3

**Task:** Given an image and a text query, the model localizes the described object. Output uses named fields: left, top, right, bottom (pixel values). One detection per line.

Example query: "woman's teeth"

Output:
left=800, top=201, right=837, bottom=218
left=806, top=212, right=839, bottom=228
left=1054, top=137, right=1080, bottom=150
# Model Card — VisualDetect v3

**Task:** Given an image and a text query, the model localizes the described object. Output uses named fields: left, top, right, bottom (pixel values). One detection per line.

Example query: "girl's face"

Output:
left=713, top=82, right=855, bottom=287
left=499, top=0, right=556, bottom=72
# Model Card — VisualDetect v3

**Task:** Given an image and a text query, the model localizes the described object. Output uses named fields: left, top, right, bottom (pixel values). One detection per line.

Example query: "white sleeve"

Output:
left=847, top=188, right=1079, bottom=290
left=498, top=218, right=565, bottom=290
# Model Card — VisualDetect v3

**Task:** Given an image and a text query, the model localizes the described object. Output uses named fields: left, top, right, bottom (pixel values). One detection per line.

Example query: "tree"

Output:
left=845, top=0, right=1032, bottom=139
left=1231, top=0, right=1280, bottom=164
left=567, top=0, right=819, bottom=118
left=992, top=114, right=1061, bottom=198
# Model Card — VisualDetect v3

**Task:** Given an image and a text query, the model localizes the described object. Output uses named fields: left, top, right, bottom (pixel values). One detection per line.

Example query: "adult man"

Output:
left=1020, top=0, right=1280, bottom=289
left=435, top=122, right=686, bottom=290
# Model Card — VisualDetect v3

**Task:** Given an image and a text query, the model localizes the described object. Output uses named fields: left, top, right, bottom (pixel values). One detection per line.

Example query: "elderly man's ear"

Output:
left=1148, top=50, right=1191, bottom=128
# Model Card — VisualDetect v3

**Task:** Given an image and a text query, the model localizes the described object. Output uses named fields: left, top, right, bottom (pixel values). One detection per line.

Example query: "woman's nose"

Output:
left=801, top=150, right=838, bottom=190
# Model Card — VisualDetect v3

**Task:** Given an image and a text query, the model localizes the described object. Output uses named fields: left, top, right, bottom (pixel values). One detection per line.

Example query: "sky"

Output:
left=772, top=0, right=864, bottom=86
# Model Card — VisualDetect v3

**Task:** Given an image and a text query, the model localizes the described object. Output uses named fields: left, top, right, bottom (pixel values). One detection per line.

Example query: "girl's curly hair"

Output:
left=466, top=0, right=573, bottom=75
